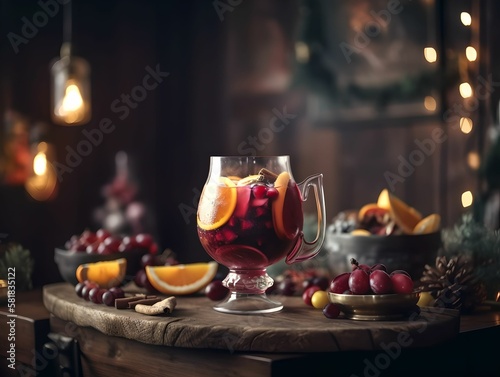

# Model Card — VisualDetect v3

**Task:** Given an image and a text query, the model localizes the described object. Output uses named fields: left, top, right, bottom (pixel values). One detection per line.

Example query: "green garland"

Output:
left=440, top=213, right=500, bottom=299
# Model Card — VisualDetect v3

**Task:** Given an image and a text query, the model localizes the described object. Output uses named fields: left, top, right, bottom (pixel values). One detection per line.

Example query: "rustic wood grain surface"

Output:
left=43, top=283, right=460, bottom=353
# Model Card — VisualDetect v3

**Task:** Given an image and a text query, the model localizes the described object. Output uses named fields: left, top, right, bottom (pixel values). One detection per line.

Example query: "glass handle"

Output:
left=285, top=173, right=326, bottom=264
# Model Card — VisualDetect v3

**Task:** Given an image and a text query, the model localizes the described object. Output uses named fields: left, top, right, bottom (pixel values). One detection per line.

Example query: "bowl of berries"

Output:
left=55, top=229, right=158, bottom=286
left=324, top=189, right=442, bottom=279
left=327, top=258, right=420, bottom=320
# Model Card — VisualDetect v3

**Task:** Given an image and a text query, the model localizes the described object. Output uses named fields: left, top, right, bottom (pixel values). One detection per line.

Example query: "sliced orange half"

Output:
left=387, top=192, right=423, bottom=234
left=76, top=258, right=126, bottom=288
left=413, top=213, right=441, bottom=234
left=145, top=261, right=218, bottom=295
left=197, top=177, right=237, bottom=231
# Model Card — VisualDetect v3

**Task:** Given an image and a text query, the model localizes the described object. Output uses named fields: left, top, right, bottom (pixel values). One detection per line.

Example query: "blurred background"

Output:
left=1, top=0, right=500, bottom=287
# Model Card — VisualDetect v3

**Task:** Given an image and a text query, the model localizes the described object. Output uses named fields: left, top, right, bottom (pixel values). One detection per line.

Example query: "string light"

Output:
left=423, top=47, right=437, bottom=63
left=461, top=12, right=472, bottom=26
left=424, top=96, right=437, bottom=111
left=459, top=117, right=473, bottom=134
left=459, top=82, right=473, bottom=98
left=467, top=151, right=480, bottom=170
left=466, top=46, right=477, bottom=62
left=461, top=191, right=473, bottom=207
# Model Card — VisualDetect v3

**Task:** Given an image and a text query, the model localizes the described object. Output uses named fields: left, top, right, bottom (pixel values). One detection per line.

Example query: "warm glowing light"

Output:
left=424, top=96, right=437, bottom=111
left=459, top=82, right=473, bottom=98
left=461, top=191, right=473, bottom=208
left=33, top=152, right=47, bottom=176
left=467, top=151, right=480, bottom=170
left=295, top=41, right=310, bottom=64
left=460, top=117, right=473, bottom=134
left=461, top=12, right=472, bottom=26
left=466, top=46, right=477, bottom=62
left=424, top=47, right=437, bottom=63
left=61, top=84, right=83, bottom=112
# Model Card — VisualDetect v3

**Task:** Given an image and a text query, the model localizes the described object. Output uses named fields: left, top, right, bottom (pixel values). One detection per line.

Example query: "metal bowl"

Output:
left=54, top=247, right=148, bottom=286
left=328, top=292, right=420, bottom=321
left=324, top=229, right=442, bottom=279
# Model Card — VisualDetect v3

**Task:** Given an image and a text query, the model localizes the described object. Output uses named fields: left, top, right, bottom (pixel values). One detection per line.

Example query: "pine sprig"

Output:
left=0, top=243, right=34, bottom=291
left=440, top=213, right=500, bottom=299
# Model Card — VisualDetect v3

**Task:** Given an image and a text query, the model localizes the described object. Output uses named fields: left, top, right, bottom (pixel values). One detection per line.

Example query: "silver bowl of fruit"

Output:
left=324, top=189, right=442, bottom=279
left=55, top=229, right=157, bottom=286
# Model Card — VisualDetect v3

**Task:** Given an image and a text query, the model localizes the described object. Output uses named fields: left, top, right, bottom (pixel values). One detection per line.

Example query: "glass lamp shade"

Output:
left=50, top=55, right=91, bottom=126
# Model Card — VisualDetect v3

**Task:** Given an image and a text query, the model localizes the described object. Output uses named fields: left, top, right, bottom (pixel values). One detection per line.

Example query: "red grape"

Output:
left=103, top=236, right=122, bottom=253
left=252, top=184, right=268, bottom=199
left=96, top=228, right=111, bottom=242
left=390, top=270, right=411, bottom=278
left=302, top=285, right=321, bottom=306
left=134, top=233, right=153, bottom=250
left=350, top=258, right=370, bottom=273
left=348, top=269, right=371, bottom=294
left=141, top=253, right=157, bottom=268
left=97, top=243, right=113, bottom=255
left=80, top=230, right=97, bottom=245
left=391, top=273, right=414, bottom=294
left=85, top=243, right=99, bottom=254
left=102, top=291, right=116, bottom=306
left=109, top=287, right=125, bottom=299
left=323, top=303, right=341, bottom=319
left=75, top=282, right=86, bottom=297
left=278, top=279, right=296, bottom=296
left=89, top=288, right=106, bottom=304
left=82, top=282, right=99, bottom=301
left=369, top=270, right=393, bottom=294
left=311, top=276, right=330, bottom=291
left=370, top=263, right=387, bottom=272
left=205, top=280, right=229, bottom=301
left=329, top=272, right=351, bottom=294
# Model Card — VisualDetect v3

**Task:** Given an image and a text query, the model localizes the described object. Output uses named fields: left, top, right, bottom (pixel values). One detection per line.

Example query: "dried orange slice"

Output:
left=387, top=192, right=422, bottom=234
left=145, top=261, right=218, bottom=295
left=197, top=177, right=237, bottom=230
left=76, top=258, right=126, bottom=288
left=413, top=214, right=441, bottom=234
left=358, top=203, right=381, bottom=222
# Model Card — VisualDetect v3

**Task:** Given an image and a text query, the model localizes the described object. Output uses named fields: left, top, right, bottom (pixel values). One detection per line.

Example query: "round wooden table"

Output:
left=43, top=283, right=460, bottom=353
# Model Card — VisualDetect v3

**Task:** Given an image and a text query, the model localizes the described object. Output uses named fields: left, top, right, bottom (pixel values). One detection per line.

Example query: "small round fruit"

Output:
left=88, top=287, right=104, bottom=304
left=323, top=303, right=341, bottom=319
left=141, top=253, right=157, bottom=268
left=134, top=233, right=154, bottom=250
left=96, top=228, right=111, bottom=242
left=348, top=269, right=371, bottom=295
left=311, top=276, right=330, bottom=291
left=311, top=290, right=329, bottom=309
left=75, top=282, right=86, bottom=298
left=278, top=279, right=296, bottom=296
left=102, top=291, right=116, bottom=307
left=302, top=285, right=321, bottom=306
left=329, top=272, right=351, bottom=294
left=391, top=273, right=414, bottom=294
left=205, top=280, right=229, bottom=301
left=370, top=263, right=387, bottom=272
left=369, top=270, right=393, bottom=294
left=390, top=269, right=411, bottom=278
left=81, top=282, right=99, bottom=301
left=109, top=287, right=125, bottom=299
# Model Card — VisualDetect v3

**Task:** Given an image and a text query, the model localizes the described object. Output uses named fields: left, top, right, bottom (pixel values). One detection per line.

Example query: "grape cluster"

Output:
left=75, top=280, right=125, bottom=307
left=65, top=229, right=159, bottom=255
left=329, top=258, right=414, bottom=296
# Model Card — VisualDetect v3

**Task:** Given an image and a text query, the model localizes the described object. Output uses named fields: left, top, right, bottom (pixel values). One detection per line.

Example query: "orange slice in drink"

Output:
left=197, top=177, right=237, bottom=231
left=145, top=261, right=218, bottom=295
left=272, top=172, right=302, bottom=240
left=351, top=229, right=372, bottom=236
left=387, top=192, right=422, bottom=234
left=76, top=258, right=126, bottom=288
left=413, top=213, right=441, bottom=234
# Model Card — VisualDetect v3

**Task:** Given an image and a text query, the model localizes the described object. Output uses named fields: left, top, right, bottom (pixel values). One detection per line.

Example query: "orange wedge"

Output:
left=413, top=214, right=441, bottom=234
left=272, top=172, right=302, bottom=240
left=145, top=261, right=218, bottom=295
left=387, top=192, right=422, bottom=234
left=197, top=177, right=237, bottom=231
left=377, top=189, right=391, bottom=210
left=76, top=258, right=126, bottom=288
left=358, top=203, right=381, bottom=222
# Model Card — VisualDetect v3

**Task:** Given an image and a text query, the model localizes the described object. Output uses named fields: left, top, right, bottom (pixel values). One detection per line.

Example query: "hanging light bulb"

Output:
left=50, top=2, right=91, bottom=126
left=25, top=141, right=57, bottom=201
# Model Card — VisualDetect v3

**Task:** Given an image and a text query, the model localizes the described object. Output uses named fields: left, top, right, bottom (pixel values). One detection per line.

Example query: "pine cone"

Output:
left=419, top=255, right=487, bottom=313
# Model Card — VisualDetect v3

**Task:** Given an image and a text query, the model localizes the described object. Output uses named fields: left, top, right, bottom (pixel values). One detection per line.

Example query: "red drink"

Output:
left=197, top=173, right=304, bottom=269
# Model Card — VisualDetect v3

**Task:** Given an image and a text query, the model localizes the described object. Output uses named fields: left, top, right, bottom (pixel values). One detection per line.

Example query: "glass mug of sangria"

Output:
left=197, top=156, right=326, bottom=314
